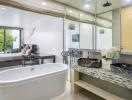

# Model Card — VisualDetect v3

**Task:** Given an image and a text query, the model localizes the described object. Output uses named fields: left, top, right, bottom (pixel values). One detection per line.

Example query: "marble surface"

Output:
left=72, top=64, right=132, bottom=90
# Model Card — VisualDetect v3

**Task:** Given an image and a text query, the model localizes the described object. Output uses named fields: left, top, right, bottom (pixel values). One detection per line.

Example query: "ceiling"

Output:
left=54, top=0, right=132, bottom=20
left=12, top=0, right=132, bottom=14
left=1, top=0, right=132, bottom=21
left=98, top=11, right=112, bottom=20
left=55, top=0, right=132, bottom=14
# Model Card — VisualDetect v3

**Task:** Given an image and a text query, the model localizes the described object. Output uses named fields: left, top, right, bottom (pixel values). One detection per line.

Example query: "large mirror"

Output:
left=61, top=0, right=132, bottom=55
left=63, top=0, right=122, bottom=51
left=96, top=0, right=121, bottom=50
left=64, top=0, right=96, bottom=51
left=79, top=0, right=96, bottom=50
left=64, top=7, right=80, bottom=51
left=96, top=11, right=112, bottom=50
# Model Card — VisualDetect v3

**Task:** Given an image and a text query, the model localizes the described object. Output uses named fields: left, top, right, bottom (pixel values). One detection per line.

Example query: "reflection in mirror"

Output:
left=79, top=0, right=96, bottom=50
left=80, top=22, right=93, bottom=49
left=64, top=0, right=96, bottom=50
left=96, top=0, right=121, bottom=50
left=65, top=19, right=80, bottom=51
left=96, top=11, right=112, bottom=50
left=64, top=6, right=80, bottom=51
left=63, top=0, right=96, bottom=64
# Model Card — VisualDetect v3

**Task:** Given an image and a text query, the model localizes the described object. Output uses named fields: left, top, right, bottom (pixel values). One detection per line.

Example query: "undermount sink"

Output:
left=111, top=63, right=132, bottom=78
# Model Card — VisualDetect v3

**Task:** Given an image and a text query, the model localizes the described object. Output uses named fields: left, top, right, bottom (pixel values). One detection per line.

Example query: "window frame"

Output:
left=0, top=26, right=23, bottom=53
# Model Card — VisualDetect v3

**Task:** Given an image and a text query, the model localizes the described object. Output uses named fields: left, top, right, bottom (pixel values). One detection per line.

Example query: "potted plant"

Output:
left=101, top=47, right=120, bottom=70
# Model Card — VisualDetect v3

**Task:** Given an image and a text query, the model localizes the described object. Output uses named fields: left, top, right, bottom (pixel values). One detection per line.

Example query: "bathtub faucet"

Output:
left=30, top=68, right=35, bottom=71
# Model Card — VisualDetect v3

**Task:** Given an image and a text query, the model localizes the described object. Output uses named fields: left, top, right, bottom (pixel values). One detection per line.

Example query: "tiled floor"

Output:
left=52, top=82, right=104, bottom=100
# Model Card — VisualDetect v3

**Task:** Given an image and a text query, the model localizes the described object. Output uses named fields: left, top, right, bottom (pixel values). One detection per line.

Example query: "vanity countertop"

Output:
left=72, top=64, right=132, bottom=90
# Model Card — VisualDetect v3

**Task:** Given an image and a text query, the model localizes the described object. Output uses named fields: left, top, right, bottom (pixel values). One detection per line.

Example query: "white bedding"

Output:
left=0, top=53, right=22, bottom=61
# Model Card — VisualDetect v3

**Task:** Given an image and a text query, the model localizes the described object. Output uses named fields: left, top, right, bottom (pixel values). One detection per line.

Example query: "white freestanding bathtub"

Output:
left=0, top=63, right=68, bottom=100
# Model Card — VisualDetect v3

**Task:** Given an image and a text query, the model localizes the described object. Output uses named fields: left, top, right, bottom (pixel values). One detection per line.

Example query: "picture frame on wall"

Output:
left=72, top=34, right=80, bottom=42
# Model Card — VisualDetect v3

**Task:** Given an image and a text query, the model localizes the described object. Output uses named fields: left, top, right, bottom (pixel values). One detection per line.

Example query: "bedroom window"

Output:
left=0, top=27, right=22, bottom=53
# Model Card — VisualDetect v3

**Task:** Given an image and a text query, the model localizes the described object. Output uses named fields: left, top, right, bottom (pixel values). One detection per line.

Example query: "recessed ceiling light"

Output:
left=80, top=14, right=83, bottom=16
left=127, top=0, right=131, bottom=2
left=68, top=10, right=73, bottom=13
left=1, top=7, right=6, bottom=10
left=42, top=2, right=47, bottom=6
left=109, top=16, right=112, bottom=19
left=86, top=0, right=91, bottom=2
left=84, top=4, right=90, bottom=9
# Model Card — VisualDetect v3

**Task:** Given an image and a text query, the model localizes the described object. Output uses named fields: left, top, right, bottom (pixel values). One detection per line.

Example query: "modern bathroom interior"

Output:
left=0, top=0, right=132, bottom=100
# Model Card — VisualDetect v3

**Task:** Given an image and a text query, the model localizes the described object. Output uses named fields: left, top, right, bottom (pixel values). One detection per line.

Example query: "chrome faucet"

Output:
left=30, top=68, right=35, bottom=71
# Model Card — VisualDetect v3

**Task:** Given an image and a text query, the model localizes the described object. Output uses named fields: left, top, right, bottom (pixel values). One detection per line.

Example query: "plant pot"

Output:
left=102, top=59, right=112, bottom=70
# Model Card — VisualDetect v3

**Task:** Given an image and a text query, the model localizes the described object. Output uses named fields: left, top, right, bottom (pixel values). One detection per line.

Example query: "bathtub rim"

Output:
left=0, top=70, right=68, bottom=87
left=0, top=63, right=68, bottom=86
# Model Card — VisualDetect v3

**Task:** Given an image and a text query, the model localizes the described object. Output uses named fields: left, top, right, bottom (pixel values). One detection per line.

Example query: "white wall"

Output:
left=0, top=6, right=63, bottom=63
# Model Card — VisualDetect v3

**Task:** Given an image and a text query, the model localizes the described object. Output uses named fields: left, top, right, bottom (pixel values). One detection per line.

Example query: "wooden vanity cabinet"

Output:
left=121, top=6, right=132, bottom=53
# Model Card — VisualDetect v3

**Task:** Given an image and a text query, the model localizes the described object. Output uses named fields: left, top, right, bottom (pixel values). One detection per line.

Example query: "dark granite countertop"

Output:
left=72, top=64, right=132, bottom=90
